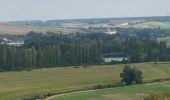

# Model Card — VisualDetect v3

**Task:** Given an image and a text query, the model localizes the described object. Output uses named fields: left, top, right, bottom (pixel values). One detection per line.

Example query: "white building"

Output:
left=104, top=28, right=117, bottom=35
left=104, top=57, right=128, bottom=63
left=0, top=38, right=24, bottom=46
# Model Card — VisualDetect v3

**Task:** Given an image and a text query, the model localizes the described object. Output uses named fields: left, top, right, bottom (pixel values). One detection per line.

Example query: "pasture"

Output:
left=53, top=81, right=170, bottom=100
left=0, top=62, right=170, bottom=99
left=118, top=22, right=170, bottom=29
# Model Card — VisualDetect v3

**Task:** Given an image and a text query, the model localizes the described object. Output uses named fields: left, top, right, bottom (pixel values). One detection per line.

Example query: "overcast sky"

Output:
left=0, top=0, right=170, bottom=21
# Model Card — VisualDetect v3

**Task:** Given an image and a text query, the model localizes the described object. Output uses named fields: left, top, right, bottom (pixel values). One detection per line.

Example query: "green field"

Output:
left=157, top=36, right=170, bottom=46
left=53, top=81, right=170, bottom=100
left=118, top=22, right=170, bottom=29
left=0, top=62, right=170, bottom=100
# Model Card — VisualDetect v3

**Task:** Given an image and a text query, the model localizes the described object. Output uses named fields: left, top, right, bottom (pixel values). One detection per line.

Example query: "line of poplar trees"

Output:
left=0, top=43, right=102, bottom=71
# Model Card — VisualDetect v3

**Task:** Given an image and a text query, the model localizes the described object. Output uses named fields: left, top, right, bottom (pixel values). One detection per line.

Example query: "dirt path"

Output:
left=44, top=89, right=102, bottom=100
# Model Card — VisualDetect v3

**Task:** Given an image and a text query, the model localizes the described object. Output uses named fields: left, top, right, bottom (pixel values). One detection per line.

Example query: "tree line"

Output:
left=0, top=43, right=102, bottom=71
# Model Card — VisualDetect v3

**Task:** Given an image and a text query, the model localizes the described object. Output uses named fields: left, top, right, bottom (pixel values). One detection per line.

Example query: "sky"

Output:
left=0, top=0, right=170, bottom=21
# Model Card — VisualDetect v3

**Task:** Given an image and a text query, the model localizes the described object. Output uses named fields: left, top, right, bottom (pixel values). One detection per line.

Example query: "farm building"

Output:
left=104, top=57, right=128, bottom=63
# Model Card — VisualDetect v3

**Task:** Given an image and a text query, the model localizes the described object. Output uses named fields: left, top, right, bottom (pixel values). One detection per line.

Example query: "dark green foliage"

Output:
left=25, top=30, right=170, bottom=64
left=0, top=43, right=102, bottom=71
left=0, top=28, right=170, bottom=71
left=94, top=83, right=123, bottom=89
left=120, top=65, right=143, bottom=85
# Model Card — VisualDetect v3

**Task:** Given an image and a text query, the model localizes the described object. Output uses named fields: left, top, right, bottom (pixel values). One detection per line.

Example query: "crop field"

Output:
left=118, top=22, right=170, bottom=29
left=53, top=81, right=170, bottom=100
left=0, top=62, right=170, bottom=99
left=0, top=23, right=81, bottom=35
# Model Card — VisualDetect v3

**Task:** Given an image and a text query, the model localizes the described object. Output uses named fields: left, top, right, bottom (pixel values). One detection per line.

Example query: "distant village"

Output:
left=0, top=37, right=24, bottom=46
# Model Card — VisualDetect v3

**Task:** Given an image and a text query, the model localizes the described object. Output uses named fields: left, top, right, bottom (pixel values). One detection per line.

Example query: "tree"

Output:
left=120, top=65, right=143, bottom=85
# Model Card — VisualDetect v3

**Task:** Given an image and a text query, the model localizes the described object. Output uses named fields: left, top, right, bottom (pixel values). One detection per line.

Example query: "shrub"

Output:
left=120, top=65, right=143, bottom=85
left=144, top=93, right=166, bottom=100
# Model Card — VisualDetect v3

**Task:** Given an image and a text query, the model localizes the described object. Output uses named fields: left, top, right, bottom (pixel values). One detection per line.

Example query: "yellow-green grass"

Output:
left=0, top=62, right=170, bottom=99
left=53, top=81, right=170, bottom=100
left=0, top=23, right=80, bottom=35
left=117, top=22, right=170, bottom=29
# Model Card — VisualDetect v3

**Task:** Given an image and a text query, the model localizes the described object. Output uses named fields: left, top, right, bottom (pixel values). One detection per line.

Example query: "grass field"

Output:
left=0, top=62, right=170, bottom=99
left=53, top=81, right=170, bottom=100
left=0, top=23, right=81, bottom=35
left=157, top=36, right=170, bottom=46
left=118, top=22, right=170, bottom=29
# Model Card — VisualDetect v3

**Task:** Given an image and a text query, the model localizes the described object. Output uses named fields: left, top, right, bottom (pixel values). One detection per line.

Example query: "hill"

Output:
left=118, top=22, right=170, bottom=29
left=1, top=16, right=170, bottom=35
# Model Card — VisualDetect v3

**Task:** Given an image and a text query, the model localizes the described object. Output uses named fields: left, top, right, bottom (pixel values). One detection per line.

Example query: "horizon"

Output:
left=1, top=15, right=170, bottom=22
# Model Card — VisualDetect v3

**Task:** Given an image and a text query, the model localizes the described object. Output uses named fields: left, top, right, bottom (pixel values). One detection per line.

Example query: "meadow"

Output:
left=118, top=22, right=170, bottom=29
left=52, top=81, right=170, bottom=100
left=0, top=62, right=170, bottom=99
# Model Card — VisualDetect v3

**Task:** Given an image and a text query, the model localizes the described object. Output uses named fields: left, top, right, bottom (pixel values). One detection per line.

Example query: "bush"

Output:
left=95, top=84, right=105, bottom=89
left=94, top=83, right=123, bottom=89
left=74, top=66, right=80, bottom=68
left=144, top=93, right=166, bottom=100
left=120, top=65, right=143, bottom=85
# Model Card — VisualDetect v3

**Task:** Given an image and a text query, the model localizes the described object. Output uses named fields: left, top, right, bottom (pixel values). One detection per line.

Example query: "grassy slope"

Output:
left=0, top=62, right=170, bottom=99
left=53, top=81, right=170, bottom=100
left=118, top=22, right=170, bottom=29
